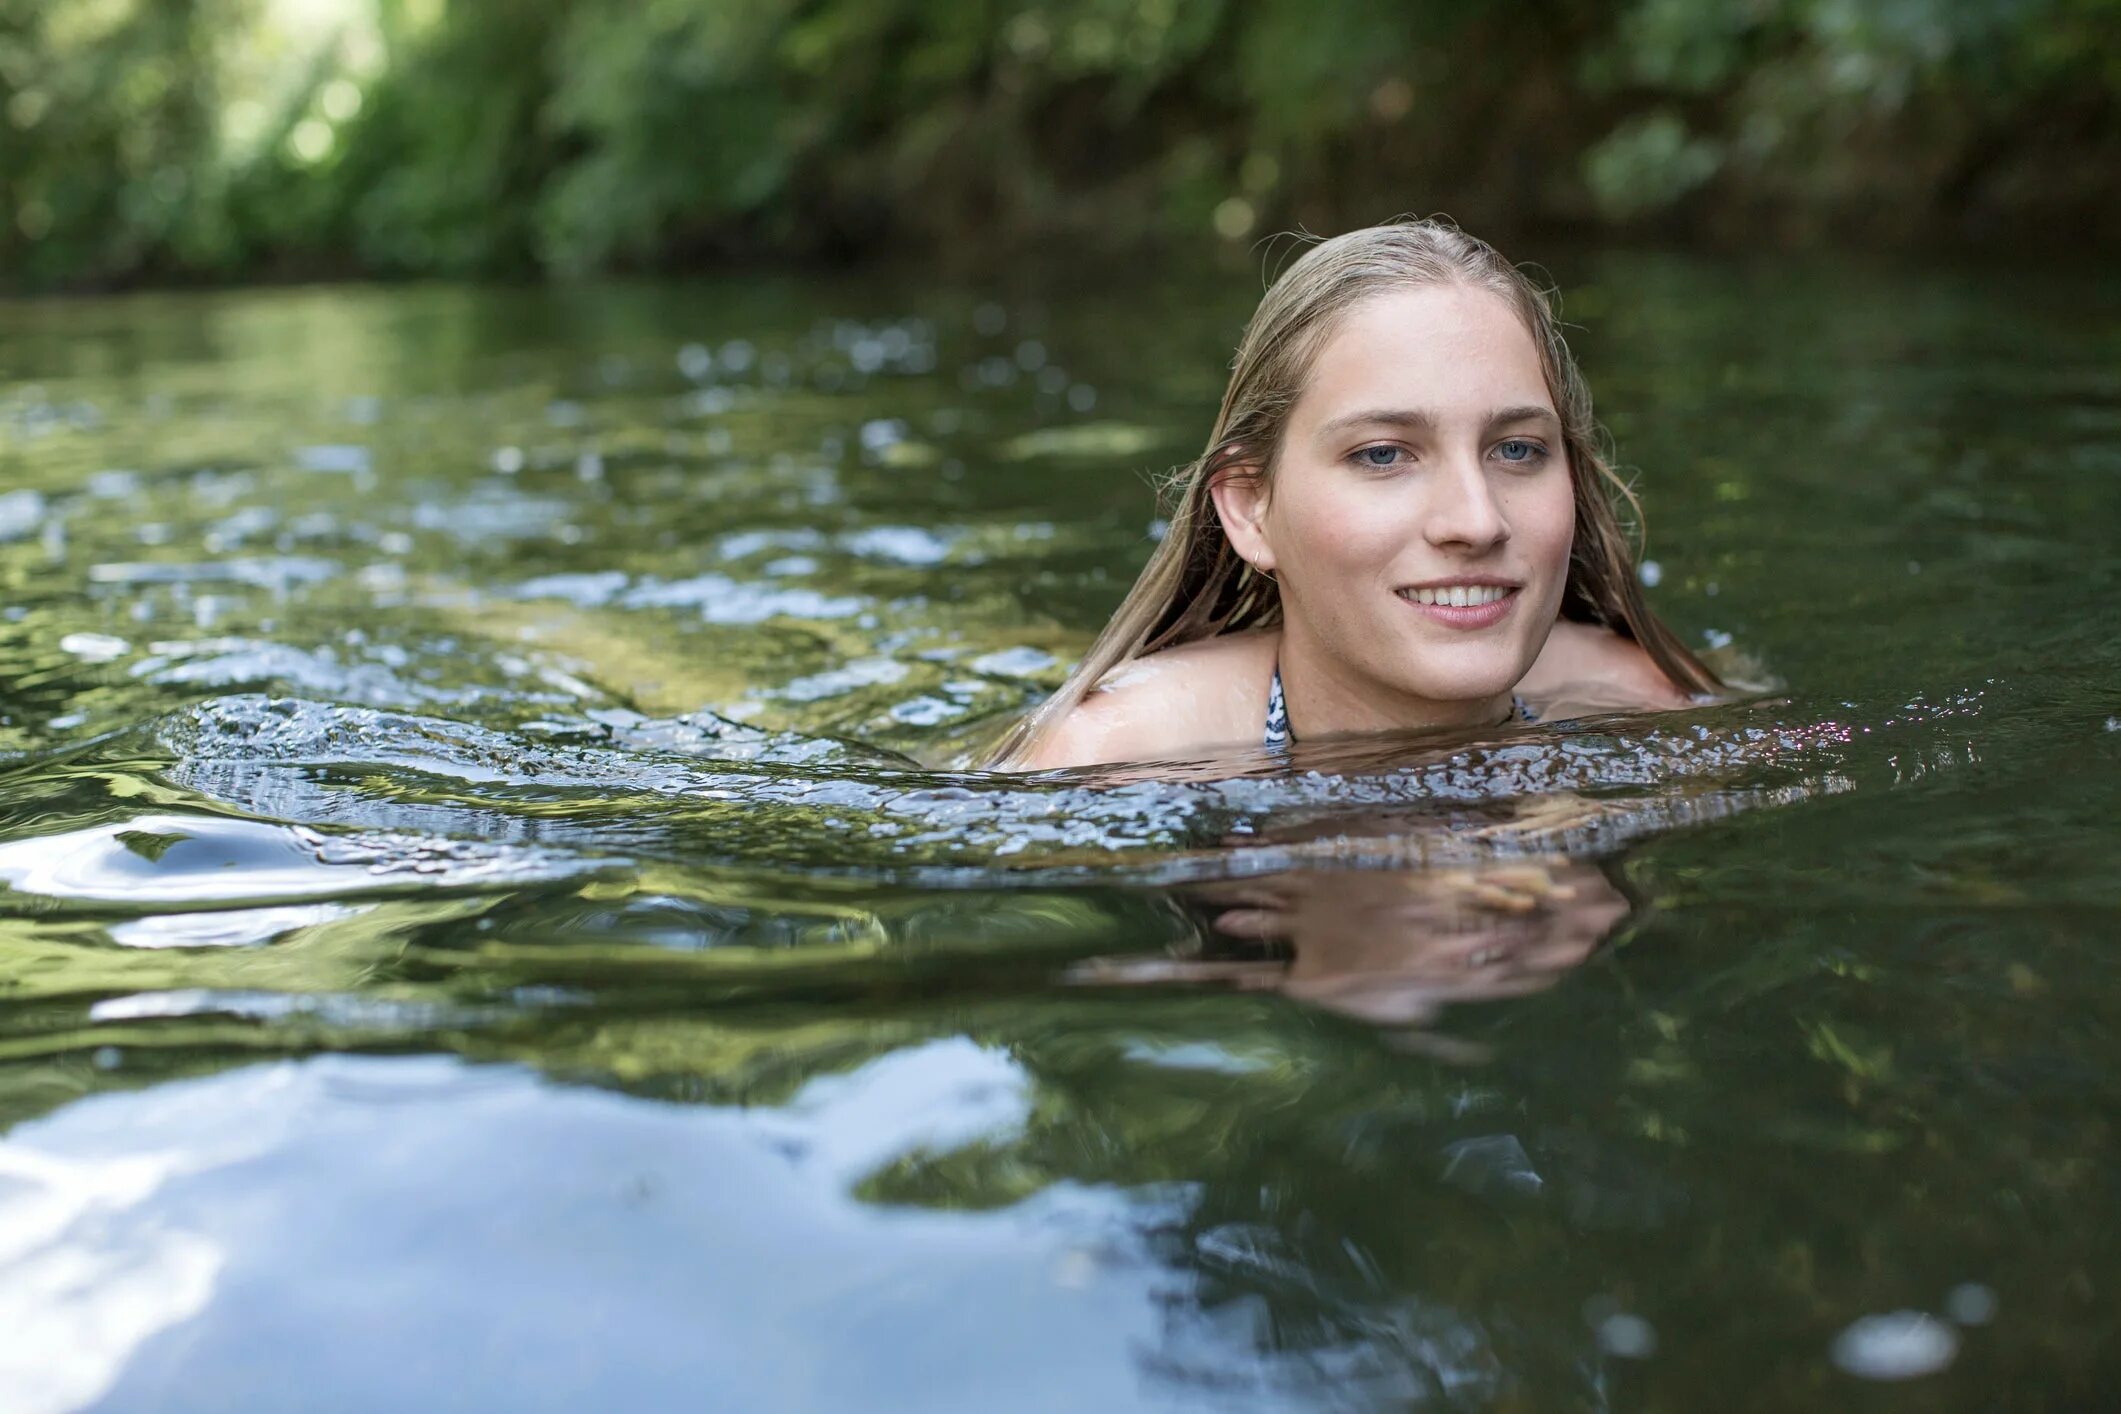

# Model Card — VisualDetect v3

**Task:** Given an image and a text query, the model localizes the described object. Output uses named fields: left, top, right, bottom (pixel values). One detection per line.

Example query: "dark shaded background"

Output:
left=5, top=0, right=2119, bottom=291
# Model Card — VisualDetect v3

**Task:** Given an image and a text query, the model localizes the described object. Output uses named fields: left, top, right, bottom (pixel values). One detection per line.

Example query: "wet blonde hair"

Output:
left=985, top=216, right=1721, bottom=768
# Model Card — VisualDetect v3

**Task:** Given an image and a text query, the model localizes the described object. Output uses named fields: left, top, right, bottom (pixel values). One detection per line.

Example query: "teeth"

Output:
left=1403, top=585, right=1511, bottom=607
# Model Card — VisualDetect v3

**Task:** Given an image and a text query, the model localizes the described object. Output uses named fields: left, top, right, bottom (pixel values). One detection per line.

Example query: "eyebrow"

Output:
left=1314, top=404, right=1558, bottom=440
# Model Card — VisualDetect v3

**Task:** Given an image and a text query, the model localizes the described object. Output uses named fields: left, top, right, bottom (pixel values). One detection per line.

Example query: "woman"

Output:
left=988, top=217, right=1721, bottom=771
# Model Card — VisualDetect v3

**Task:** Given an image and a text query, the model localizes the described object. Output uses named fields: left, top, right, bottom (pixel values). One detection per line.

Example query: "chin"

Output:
left=1394, top=649, right=1532, bottom=703
left=1437, top=683, right=1521, bottom=706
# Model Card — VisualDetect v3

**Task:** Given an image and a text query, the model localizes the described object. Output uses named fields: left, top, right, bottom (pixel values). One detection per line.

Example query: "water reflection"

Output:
left=0, top=1050, right=1176, bottom=1413
left=1078, top=857, right=1627, bottom=1031
left=2, top=259, right=2117, bottom=1409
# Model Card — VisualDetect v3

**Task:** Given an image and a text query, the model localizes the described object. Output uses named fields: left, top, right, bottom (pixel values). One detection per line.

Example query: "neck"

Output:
left=1276, top=624, right=1515, bottom=738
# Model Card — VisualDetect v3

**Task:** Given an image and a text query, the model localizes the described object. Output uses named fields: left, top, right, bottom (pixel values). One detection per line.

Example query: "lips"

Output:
left=1394, top=583, right=1519, bottom=628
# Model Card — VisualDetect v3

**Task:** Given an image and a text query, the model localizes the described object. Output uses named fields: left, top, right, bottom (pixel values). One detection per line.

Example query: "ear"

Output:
left=1207, top=457, right=1277, bottom=575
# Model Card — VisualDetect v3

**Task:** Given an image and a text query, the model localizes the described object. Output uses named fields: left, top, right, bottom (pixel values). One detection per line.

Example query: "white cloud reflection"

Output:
left=0, top=1045, right=1171, bottom=1412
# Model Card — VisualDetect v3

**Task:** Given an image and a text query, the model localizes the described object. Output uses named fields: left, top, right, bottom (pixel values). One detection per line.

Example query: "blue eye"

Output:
left=1495, top=438, right=1544, bottom=464
left=1354, top=445, right=1404, bottom=469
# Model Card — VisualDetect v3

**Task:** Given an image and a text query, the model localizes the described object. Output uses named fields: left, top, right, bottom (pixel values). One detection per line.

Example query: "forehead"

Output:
left=1296, top=284, right=1551, bottom=421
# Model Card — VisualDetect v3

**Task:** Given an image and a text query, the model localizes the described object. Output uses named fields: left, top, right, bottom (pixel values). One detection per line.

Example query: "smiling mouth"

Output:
left=1395, top=584, right=1518, bottom=608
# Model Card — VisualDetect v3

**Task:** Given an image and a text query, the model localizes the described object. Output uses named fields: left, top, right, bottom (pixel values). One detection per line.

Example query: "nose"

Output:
left=1422, top=451, right=1509, bottom=552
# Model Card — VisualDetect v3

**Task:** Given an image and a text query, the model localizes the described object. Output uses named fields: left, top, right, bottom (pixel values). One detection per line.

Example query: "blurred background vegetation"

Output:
left=4, top=0, right=2117, bottom=291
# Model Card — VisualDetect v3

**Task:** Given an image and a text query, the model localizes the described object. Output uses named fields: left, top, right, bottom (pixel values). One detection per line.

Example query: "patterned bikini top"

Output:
left=1263, top=661, right=1538, bottom=751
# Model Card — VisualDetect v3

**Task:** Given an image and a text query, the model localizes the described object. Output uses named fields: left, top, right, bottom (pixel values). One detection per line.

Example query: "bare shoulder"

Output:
left=1521, top=619, right=1693, bottom=712
left=1022, top=631, right=1278, bottom=769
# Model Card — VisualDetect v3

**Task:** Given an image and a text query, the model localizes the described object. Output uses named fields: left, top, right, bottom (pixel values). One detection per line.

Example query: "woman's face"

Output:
left=1219, top=284, right=1576, bottom=712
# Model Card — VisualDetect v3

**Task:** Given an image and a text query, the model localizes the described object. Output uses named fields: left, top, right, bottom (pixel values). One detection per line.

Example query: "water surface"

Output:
left=2, top=254, right=2118, bottom=1411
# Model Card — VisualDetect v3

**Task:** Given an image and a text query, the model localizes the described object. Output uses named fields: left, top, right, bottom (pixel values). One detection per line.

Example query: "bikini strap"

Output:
left=1263, top=661, right=1292, bottom=751
left=1266, top=658, right=1535, bottom=750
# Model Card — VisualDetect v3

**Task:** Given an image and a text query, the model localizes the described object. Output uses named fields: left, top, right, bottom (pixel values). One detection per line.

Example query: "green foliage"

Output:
left=330, top=0, right=567, bottom=274
left=1581, top=0, right=2121, bottom=238
left=3, top=0, right=2117, bottom=289
left=1583, top=109, right=1724, bottom=220
left=0, top=0, right=226, bottom=284
left=537, top=0, right=802, bottom=272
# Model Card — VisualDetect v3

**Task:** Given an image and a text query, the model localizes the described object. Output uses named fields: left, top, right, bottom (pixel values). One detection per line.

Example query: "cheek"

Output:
left=1271, top=474, right=1404, bottom=571
left=1514, top=477, right=1576, bottom=572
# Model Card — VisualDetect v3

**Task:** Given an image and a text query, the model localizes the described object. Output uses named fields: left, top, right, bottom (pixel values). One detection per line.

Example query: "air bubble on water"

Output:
left=1595, top=1312, right=1657, bottom=1359
left=1944, top=1283, right=1996, bottom=1326
left=1830, top=1311, right=1958, bottom=1380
